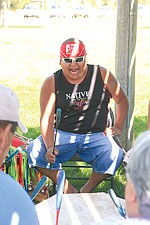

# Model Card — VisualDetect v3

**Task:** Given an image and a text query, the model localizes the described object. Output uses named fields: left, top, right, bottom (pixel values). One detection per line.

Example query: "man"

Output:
left=27, top=38, right=129, bottom=193
left=0, top=84, right=39, bottom=225
left=125, top=130, right=150, bottom=219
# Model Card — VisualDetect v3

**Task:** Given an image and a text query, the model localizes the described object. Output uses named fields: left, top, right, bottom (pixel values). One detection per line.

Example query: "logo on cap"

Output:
left=66, top=43, right=79, bottom=56
left=60, top=41, right=87, bottom=58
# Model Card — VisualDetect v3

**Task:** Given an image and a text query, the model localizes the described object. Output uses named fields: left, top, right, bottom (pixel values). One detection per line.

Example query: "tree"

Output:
left=115, top=0, right=138, bottom=150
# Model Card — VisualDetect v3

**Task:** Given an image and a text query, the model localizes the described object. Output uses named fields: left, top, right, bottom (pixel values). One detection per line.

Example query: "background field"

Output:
left=0, top=13, right=150, bottom=197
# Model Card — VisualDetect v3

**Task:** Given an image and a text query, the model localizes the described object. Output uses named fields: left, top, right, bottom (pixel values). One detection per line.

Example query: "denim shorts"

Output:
left=27, top=130, right=124, bottom=175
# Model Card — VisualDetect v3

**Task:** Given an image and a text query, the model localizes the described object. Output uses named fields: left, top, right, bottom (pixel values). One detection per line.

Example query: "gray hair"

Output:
left=126, top=130, right=150, bottom=219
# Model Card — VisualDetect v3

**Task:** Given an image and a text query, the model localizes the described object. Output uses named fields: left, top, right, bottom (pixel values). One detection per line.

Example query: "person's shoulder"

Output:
left=0, top=170, right=30, bottom=199
left=43, top=69, right=62, bottom=84
left=0, top=171, right=40, bottom=225
left=121, top=218, right=150, bottom=225
left=93, top=218, right=150, bottom=225
left=0, top=170, right=16, bottom=184
left=41, top=73, right=56, bottom=91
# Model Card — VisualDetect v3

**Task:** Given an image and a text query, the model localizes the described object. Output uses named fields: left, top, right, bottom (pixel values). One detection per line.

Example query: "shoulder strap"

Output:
left=54, top=69, right=62, bottom=113
left=54, top=69, right=62, bottom=95
left=90, top=65, right=106, bottom=127
left=98, top=65, right=106, bottom=109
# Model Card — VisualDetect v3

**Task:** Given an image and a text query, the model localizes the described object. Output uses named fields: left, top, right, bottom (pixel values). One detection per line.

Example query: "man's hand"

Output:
left=104, top=126, right=122, bottom=137
left=45, top=147, right=59, bottom=164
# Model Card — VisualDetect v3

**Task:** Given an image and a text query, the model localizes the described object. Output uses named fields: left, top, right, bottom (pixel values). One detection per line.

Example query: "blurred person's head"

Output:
left=125, top=130, right=150, bottom=219
left=0, top=84, right=27, bottom=166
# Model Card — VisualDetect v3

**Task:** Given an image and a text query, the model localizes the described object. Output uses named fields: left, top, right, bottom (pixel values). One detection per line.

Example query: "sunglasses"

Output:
left=62, top=56, right=85, bottom=64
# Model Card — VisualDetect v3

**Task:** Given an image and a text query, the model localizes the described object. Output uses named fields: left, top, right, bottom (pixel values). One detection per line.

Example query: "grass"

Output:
left=0, top=15, right=150, bottom=199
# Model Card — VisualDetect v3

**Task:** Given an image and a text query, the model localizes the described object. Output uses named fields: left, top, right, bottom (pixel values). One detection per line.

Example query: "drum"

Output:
left=35, top=192, right=126, bottom=225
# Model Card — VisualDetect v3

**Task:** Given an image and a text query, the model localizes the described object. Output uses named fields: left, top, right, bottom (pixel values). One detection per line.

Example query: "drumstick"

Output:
left=50, top=108, right=62, bottom=170
left=30, top=108, right=62, bottom=200
left=113, top=135, right=127, bottom=155
left=108, top=189, right=126, bottom=219
left=30, top=175, right=47, bottom=201
left=53, top=108, right=62, bottom=154
left=55, top=169, right=65, bottom=225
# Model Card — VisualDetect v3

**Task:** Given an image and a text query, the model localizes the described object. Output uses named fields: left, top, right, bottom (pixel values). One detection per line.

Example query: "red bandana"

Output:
left=60, top=41, right=87, bottom=58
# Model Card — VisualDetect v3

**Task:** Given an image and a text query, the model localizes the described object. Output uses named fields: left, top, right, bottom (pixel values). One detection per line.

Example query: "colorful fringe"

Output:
left=1, top=133, right=51, bottom=202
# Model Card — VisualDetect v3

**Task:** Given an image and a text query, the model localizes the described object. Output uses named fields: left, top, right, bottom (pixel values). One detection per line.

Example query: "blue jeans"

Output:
left=27, top=130, right=124, bottom=175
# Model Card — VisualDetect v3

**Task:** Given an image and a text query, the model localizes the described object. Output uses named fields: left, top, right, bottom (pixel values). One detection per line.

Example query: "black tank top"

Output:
left=54, top=64, right=111, bottom=134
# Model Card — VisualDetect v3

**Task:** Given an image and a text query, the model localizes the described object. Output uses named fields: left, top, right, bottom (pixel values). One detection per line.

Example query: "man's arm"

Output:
left=100, top=66, right=129, bottom=135
left=40, top=74, right=58, bottom=163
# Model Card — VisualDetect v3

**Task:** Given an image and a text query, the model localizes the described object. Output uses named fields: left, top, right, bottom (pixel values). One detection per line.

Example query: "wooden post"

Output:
left=115, top=0, right=138, bottom=150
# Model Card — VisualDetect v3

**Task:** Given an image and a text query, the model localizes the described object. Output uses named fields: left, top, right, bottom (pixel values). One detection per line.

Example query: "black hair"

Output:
left=61, top=38, right=83, bottom=45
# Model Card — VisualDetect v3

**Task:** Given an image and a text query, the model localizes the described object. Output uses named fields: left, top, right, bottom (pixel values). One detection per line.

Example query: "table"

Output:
left=35, top=192, right=125, bottom=225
